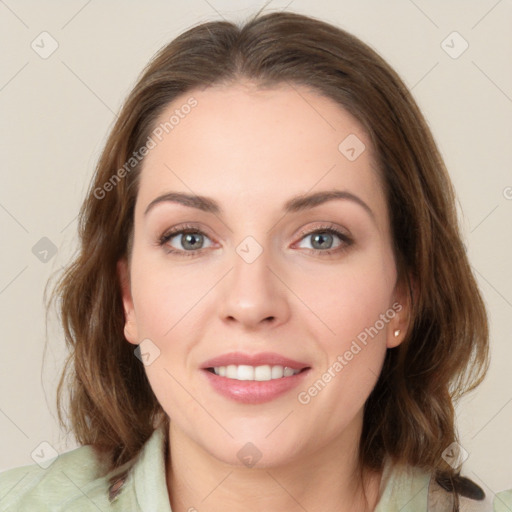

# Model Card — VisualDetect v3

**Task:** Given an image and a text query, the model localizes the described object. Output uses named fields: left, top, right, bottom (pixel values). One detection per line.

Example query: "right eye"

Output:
left=158, top=224, right=214, bottom=257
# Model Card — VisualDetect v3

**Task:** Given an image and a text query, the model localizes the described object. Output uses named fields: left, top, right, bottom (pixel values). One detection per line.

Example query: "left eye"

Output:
left=295, top=228, right=349, bottom=252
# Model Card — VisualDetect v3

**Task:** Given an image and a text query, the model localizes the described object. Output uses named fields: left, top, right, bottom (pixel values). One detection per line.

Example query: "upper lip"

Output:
left=201, top=351, right=310, bottom=371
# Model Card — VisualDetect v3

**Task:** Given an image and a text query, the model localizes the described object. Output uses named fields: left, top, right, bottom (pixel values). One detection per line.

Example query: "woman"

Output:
left=1, top=10, right=510, bottom=512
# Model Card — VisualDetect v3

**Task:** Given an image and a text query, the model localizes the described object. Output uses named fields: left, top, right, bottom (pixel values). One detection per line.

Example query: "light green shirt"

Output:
left=1, top=425, right=510, bottom=511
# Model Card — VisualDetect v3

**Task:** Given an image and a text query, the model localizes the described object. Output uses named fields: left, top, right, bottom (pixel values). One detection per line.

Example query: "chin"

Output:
left=205, top=434, right=303, bottom=470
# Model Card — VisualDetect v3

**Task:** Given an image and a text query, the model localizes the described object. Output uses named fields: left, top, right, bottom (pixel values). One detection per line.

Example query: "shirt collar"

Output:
left=131, top=423, right=173, bottom=512
left=374, top=456, right=431, bottom=511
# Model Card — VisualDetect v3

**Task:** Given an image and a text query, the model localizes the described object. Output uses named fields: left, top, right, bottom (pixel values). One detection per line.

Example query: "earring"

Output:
left=394, top=329, right=401, bottom=337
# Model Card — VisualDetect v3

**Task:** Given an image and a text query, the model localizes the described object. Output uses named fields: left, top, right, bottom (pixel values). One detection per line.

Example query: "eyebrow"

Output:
left=144, top=190, right=375, bottom=221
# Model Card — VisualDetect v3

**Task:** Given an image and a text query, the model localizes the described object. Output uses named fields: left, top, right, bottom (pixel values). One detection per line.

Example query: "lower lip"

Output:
left=201, top=368, right=311, bottom=404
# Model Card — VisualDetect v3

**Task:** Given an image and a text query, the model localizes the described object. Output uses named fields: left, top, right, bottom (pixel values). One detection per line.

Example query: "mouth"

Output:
left=201, top=363, right=311, bottom=404
left=200, top=351, right=312, bottom=403
left=204, top=365, right=310, bottom=381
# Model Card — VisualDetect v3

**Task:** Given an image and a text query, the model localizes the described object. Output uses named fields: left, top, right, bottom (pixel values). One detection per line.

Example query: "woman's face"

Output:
left=118, top=81, right=408, bottom=468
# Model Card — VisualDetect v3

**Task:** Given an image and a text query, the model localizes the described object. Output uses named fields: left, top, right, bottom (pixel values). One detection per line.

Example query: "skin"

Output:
left=117, top=81, right=410, bottom=512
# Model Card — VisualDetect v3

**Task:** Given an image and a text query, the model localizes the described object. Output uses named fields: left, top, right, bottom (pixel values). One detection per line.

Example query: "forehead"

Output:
left=135, top=82, right=387, bottom=229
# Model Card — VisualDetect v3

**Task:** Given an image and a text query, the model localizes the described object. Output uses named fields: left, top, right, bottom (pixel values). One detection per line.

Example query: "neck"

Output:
left=165, top=417, right=383, bottom=512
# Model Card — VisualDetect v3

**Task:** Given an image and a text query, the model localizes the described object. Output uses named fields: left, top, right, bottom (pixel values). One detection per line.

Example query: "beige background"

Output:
left=1, top=0, right=511, bottom=498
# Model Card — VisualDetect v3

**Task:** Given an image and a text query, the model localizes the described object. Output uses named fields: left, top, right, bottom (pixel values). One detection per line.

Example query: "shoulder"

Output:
left=0, top=443, right=137, bottom=511
left=428, top=470, right=512, bottom=512
left=493, top=489, right=512, bottom=512
left=376, top=458, right=511, bottom=512
left=427, top=472, right=495, bottom=511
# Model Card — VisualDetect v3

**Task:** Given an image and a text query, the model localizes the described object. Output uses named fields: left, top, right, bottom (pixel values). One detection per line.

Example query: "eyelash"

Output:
left=157, top=223, right=353, bottom=258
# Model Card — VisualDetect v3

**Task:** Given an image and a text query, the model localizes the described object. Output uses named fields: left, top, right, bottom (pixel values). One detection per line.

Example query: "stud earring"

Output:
left=394, top=329, right=401, bottom=337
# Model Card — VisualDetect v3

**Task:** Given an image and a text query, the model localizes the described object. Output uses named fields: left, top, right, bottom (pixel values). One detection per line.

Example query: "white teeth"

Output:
left=283, top=367, right=296, bottom=377
left=271, top=365, right=283, bottom=379
left=212, top=364, right=302, bottom=381
left=255, top=365, right=271, bottom=381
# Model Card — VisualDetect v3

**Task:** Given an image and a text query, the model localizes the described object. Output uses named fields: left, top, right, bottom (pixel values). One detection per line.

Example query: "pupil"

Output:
left=184, top=233, right=202, bottom=250
left=313, top=232, right=332, bottom=249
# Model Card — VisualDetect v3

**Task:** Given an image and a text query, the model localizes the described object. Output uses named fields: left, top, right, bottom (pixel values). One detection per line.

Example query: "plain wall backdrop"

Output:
left=1, top=0, right=511, bottom=498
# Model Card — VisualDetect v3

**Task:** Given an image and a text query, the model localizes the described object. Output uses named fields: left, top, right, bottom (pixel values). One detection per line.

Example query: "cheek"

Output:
left=300, top=249, right=396, bottom=346
left=304, top=249, right=396, bottom=408
left=130, top=260, right=203, bottom=417
left=297, top=265, right=393, bottom=426
left=130, top=253, right=214, bottom=339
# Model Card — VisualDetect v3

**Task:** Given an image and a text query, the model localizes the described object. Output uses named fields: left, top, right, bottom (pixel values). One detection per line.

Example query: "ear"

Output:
left=386, top=274, right=415, bottom=349
left=117, top=258, right=139, bottom=345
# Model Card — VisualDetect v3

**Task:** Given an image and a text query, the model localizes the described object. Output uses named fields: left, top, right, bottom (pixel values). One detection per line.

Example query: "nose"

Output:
left=218, top=243, right=291, bottom=330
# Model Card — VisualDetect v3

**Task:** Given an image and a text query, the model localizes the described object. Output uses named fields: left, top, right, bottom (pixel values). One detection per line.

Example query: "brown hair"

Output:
left=46, top=9, right=489, bottom=508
